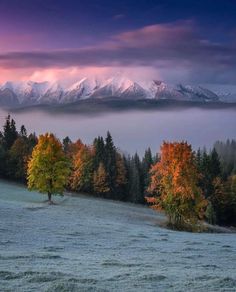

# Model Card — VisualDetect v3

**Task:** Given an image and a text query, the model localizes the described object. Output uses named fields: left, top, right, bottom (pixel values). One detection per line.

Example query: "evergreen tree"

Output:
left=210, top=148, right=222, bottom=178
left=0, top=143, right=6, bottom=177
left=114, top=152, right=127, bottom=200
left=62, top=136, right=72, bottom=153
left=142, top=147, right=153, bottom=192
left=20, top=125, right=27, bottom=137
left=8, top=137, right=31, bottom=181
left=130, top=159, right=143, bottom=203
left=199, top=150, right=213, bottom=198
left=93, top=136, right=105, bottom=169
left=28, top=133, right=38, bottom=150
left=124, top=154, right=144, bottom=203
left=3, top=115, right=18, bottom=149
left=104, top=132, right=117, bottom=196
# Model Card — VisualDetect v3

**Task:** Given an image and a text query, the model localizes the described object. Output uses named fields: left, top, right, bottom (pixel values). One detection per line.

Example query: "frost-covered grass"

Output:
left=0, top=180, right=236, bottom=291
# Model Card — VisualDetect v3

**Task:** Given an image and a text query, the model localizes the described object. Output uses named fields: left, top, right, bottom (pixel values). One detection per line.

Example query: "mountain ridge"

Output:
left=0, top=77, right=234, bottom=107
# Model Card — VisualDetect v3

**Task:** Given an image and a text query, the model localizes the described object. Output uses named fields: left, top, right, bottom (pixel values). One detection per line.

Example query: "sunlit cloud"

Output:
left=0, top=20, right=236, bottom=84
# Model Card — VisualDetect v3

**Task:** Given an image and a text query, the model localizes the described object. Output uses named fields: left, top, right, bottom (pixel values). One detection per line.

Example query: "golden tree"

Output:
left=27, top=133, right=70, bottom=202
left=148, top=141, right=207, bottom=229
left=69, top=143, right=94, bottom=192
left=93, top=162, right=110, bottom=194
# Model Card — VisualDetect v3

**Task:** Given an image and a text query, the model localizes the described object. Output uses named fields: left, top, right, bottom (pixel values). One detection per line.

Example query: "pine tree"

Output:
left=62, top=136, right=72, bottom=154
left=142, top=147, right=153, bottom=192
left=104, top=132, right=117, bottom=196
left=210, top=148, right=222, bottom=179
left=93, top=136, right=105, bottom=169
left=130, top=159, right=143, bottom=203
left=28, top=133, right=38, bottom=150
left=3, top=115, right=18, bottom=149
left=27, top=133, right=70, bottom=202
left=20, top=125, right=27, bottom=137
left=124, top=154, right=144, bottom=203
left=114, top=153, right=127, bottom=200
left=8, top=137, right=31, bottom=181
left=0, top=143, right=6, bottom=177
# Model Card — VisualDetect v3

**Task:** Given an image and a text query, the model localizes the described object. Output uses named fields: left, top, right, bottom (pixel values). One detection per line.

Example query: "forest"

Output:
left=0, top=115, right=235, bottom=230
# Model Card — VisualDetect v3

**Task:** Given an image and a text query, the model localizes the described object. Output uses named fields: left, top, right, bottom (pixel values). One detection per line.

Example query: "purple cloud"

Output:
left=0, top=21, right=236, bottom=83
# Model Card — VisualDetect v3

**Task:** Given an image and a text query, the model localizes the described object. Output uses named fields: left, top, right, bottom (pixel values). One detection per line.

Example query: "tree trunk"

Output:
left=48, top=192, right=52, bottom=202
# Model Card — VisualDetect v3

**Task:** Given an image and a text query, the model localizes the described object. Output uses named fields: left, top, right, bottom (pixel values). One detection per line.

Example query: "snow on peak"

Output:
left=0, top=77, right=225, bottom=105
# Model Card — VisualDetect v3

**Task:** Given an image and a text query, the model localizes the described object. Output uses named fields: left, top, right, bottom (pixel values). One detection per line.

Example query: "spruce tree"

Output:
left=62, top=136, right=72, bottom=153
left=20, top=125, right=27, bottom=137
left=129, top=158, right=143, bottom=203
left=93, top=136, right=105, bottom=169
left=104, top=132, right=117, bottom=196
left=3, top=115, right=18, bottom=149
left=142, top=148, right=153, bottom=192
left=210, top=148, right=222, bottom=179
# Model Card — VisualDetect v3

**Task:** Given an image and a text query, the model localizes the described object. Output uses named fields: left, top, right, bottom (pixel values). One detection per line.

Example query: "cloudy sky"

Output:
left=0, top=0, right=236, bottom=84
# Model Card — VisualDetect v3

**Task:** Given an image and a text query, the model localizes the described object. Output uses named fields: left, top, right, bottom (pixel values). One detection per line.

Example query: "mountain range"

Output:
left=0, top=77, right=234, bottom=107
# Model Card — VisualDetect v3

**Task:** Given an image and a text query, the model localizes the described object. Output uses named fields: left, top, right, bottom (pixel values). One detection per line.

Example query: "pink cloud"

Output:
left=0, top=20, right=236, bottom=84
left=113, top=20, right=196, bottom=47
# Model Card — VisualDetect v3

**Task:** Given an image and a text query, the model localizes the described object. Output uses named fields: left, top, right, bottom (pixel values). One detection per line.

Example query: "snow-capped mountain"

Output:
left=0, top=88, right=19, bottom=106
left=0, top=77, right=230, bottom=107
left=1, top=81, right=51, bottom=104
left=62, top=78, right=101, bottom=103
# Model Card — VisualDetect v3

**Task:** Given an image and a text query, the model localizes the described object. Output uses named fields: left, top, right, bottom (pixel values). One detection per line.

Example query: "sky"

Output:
left=0, top=0, right=236, bottom=85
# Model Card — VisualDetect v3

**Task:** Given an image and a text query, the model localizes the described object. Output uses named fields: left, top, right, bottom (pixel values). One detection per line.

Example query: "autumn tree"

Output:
left=93, top=162, right=110, bottom=194
left=69, top=143, right=94, bottom=192
left=27, top=133, right=70, bottom=202
left=148, top=142, right=207, bottom=230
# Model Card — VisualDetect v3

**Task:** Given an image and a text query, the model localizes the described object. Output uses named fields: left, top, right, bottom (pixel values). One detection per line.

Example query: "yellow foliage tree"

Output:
left=93, top=162, right=110, bottom=194
left=148, top=141, right=207, bottom=229
left=27, top=133, right=70, bottom=202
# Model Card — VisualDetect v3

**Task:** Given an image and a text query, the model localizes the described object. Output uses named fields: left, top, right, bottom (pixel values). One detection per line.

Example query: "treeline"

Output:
left=213, top=140, right=236, bottom=178
left=148, top=143, right=236, bottom=230
left=0, top=115, right=37, bottom=181
left=195, top=146, right=236, bottom=226
left=0, top=115, right=235, bottom=229
left=62, top=134, right=157, bottom=203
left=0, top=115, right=155, bottom=204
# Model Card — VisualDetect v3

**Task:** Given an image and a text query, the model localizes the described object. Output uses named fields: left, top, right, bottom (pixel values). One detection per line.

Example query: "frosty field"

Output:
left=0, top=179, right=236, bottom=292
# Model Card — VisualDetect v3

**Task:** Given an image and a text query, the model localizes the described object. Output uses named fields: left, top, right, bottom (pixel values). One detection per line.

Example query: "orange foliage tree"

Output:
left=148, top=142, right=207, bottom=229
left=69, top=142, right=94, bottom=192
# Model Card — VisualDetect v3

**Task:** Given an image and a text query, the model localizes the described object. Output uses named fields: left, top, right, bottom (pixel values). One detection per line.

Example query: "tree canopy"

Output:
left=148, top=142, right=207, bottom=230
left=27, top=133, right=70, bottom=202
